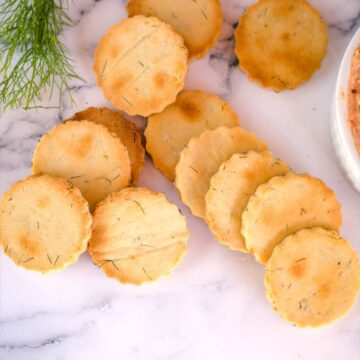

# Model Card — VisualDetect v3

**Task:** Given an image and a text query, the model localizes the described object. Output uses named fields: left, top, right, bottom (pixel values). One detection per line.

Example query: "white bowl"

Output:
left=331, top=27, right=360, bottom=193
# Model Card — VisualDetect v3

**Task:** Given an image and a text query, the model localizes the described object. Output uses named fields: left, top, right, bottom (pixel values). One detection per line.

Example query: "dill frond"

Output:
left=0, top=0, right=82, bottom=111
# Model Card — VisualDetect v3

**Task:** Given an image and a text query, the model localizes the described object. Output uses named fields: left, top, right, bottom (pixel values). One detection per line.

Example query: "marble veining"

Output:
left=1, top=1, right=360, bottom=359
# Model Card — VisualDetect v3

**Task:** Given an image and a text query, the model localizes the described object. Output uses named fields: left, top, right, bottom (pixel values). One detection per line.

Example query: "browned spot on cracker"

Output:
left=178, top=100, right=201, bottom=120
left=317, top=282, right=331, bottom=300
left=36, top=196, right=50, bottom=209
left=112, top=74, right=134, bottom=91
left=19, top=235, right=39, bottom=256
left=75, top=133, right=94, bottom=158
left=110, top=47, right=121, bottom=59
left=280, top=32, right=290, bottom=42
left=290, top=260, right=307, bottom=279
left=153, top=72, right=167, bottom=89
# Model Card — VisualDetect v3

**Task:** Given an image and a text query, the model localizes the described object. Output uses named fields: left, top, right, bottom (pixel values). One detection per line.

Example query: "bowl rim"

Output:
left=333, top=26, right=360, bottom=188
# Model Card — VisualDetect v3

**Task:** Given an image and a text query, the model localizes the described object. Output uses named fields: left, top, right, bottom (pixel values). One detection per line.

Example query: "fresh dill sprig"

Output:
left=0, top=0, right=82, bottom=111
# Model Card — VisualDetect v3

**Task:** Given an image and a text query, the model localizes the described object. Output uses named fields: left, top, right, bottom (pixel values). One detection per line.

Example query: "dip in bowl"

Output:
left=332, top=27, right=360, bottom=193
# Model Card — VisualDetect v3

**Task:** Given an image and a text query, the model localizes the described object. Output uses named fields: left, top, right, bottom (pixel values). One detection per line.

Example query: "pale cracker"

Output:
left=94, top=15, right=188, bottom=116
left=265, top=227, right=360, bottom=327
left=0, top=175, right=92, bottom=273
left=89, top=187, right=189, bottom=285
left=205, top=151, right=288, bottom=251
left=242, top=173, right=342, bottom=264
left=32, top=120, right=131, bottom=211
left=70, top=107, right=145, bottom=183
left=145, top=91, right=239, bottom=180
left=234, top=0, right=328, bottom=91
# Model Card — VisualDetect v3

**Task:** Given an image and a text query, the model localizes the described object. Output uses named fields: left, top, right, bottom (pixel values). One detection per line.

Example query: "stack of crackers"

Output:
left=0, top=108, right=189, bottom=285
left=0, top=0, right=358, bottom=329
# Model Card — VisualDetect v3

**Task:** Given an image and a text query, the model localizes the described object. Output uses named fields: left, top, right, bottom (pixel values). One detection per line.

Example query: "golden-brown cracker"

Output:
left=234, top=0, right=328, bottom=91
left=0, top=175, right=92, bottom=273
left=145, top=91, right=239, bottom=180
left=88, top=187, right=189, bottom=285
left=70, top=107, right=144, bottom=183
left=205, top=151, right=288, bottom=252
left=242, top=173, right=342, bottom=264
left=265, top=227, right=360, bottom=327
left=127, top=0, right=223, bottom=61
left=32, top=120, right=131, bottom=211
left=94, top=15, right=188, bottom=117
left=175, top=127, right=268, bottom=219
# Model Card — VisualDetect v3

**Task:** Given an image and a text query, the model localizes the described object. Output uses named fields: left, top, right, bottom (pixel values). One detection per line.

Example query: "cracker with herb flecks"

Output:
left=205, top=151, right=288, bottom=252
left=32, top=120, right=131, bottom=211
left=88, top=187, right=189, bottom=285
left=242, top=173, right=342, bottom=264
left=265, top=227, right=360, bottom=327
left=0, top=175, right=92, bottom=273
left=94, top=15, right=188, bottom=117
left=175, top=127, right=268, bottom=219
left=234, top=0, right=328, bottom=91
left=145, top=91, right=239, bottom=180
left=127, top=0, right=223, bottom=61
left=70, top=107, right=145, bottom=183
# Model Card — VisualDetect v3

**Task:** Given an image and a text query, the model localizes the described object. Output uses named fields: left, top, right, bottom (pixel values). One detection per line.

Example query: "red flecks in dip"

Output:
left=348, top=47, right=360, bottom=156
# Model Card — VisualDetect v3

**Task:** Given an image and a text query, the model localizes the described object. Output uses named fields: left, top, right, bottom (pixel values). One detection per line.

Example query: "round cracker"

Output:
left=70, top=107, right=145, bottom=183
left=127, top=0, right=223, bottom=60
left=32, top=120, right=131, bottom=211
left=0, top=175, right=92, bottom=273
left=89, top=187, right=189, bottom=285
left=234, top=0, right=328, bottom=91
left=94, top=15, right=188, bottom=117
left=265, top=227, right=360, bottom=327
left=145, top=91, right=239, bottom=180
left=242, top=173, right=342, bottom=264
left=175, top=127, right=268, bottom=219
left=205, top=151, right=288, bottom=252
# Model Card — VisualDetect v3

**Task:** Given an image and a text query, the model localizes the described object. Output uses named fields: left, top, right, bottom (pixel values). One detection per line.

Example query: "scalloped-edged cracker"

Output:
left=175, top=127, right=268, bottom=219
left=145, top=91, right=239, bottom=180
left=94, top=15, right=188, bottom=116
left=234, top=0, right=328, bottom=91
left=70, top=107, right=144, bottom=183
left=0, top=175, right=92, bottom=273
left=32, top=120, right=131, bottom=210
left=127, top=0, right=223, bottom=60
left=89, top=187, right=189, bottom=285
left=265, top=227, right=360, bottom=327
left=205, top=151, right=288, bottom=251
left=242, top=173, right=342, bottom=264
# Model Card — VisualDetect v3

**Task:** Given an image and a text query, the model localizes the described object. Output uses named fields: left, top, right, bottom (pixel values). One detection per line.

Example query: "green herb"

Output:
left=0, top=0, right=82, bottom=111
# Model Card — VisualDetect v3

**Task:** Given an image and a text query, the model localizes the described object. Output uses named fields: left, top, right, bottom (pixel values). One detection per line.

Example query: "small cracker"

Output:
left=0, top=175, right=92, bottom=273
left=242, top=173, right=342, bottom=264
left=145, top=91, right=239, bottom=180
left=265, top=227, right=360, bottom=327
left=94, top=15, right=188, bottom=116
left=234, top=0, right=328, bottom=91
left=205, top=151, right=288, bottom=251
left=89, top=187, right=189, bottom=285
left=70, top=107, right=145, bottom=183
left=127, top=0, right=223, bottom=60
left=32, top=120, right=131, bottom=211
left=175, top=127, right=268, bottom=219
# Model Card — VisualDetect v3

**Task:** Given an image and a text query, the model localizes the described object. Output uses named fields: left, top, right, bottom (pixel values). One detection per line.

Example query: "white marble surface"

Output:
left=1, top=0, right=360, bottom=359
